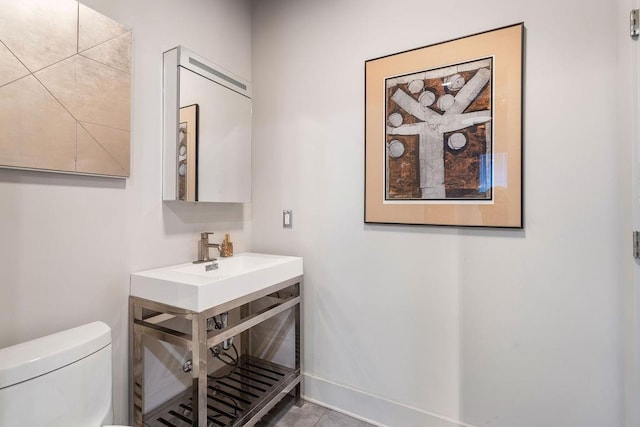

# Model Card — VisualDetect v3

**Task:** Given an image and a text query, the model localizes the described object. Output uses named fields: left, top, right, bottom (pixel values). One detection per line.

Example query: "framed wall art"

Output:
left=0, top=0, right=131, bottom=177
left=364, top=23, right=523, bottom=227
left=177, top=104, right=198, bottom=201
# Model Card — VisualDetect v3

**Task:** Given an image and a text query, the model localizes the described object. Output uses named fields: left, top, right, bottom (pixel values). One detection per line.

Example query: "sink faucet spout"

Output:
left=194, top=232, right=221, bottom=264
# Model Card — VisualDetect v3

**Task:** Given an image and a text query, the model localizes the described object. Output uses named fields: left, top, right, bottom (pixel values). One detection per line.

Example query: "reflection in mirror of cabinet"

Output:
left=178, top=104, right=198, bottom=201
left=163, top=46, right=252, bottom=203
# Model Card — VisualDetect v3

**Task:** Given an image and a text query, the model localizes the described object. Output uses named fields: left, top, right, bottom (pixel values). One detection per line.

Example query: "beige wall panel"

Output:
left=0, top=44, right=29, bottom=87
left=0, top=0, right=77, bottom=72
left=0, top=1, right=131, bottom=178
left=76, top=124, right=126, bottom=176
left=78, top=4, right=128, bottom=52
left=0, top=76, right=76, bottom=171
left=80, top=32, right=132, bottom=73
left=80, top=122, right=130, bottom=174
left=35, top=55, right=131, bottom=131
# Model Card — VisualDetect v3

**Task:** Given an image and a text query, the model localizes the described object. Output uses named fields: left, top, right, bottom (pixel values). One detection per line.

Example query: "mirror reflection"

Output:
left=163, top=46, right=251, bottom=203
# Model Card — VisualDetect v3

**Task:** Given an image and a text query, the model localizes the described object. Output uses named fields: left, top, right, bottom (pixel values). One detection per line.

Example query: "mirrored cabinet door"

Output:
left=163, top=46, right=251, bottom=203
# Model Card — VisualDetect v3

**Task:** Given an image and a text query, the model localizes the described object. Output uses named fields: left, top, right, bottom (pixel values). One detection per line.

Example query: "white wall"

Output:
left=0, top=0, right=252, bottom=423
left=251, top=1, right=632, bottom=426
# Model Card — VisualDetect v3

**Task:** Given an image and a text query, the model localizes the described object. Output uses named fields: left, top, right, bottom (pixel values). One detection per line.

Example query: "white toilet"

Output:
left=0, top=321, right=130, bottom=427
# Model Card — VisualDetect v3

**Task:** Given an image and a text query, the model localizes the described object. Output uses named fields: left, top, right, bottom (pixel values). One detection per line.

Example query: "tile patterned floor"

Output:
left=255, top=395, right=375, bottom=427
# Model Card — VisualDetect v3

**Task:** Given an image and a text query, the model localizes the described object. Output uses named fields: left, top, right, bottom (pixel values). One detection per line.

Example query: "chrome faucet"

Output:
left=193, top=232, right=220, bottom=264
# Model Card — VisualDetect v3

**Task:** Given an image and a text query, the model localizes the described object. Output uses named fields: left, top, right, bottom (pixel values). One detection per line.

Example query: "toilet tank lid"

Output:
left=0, top=321, right=111, bottom=389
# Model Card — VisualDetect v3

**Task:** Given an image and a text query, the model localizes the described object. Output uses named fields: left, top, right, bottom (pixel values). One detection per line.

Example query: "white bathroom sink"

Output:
left=130, top=253, right=303, bottom=312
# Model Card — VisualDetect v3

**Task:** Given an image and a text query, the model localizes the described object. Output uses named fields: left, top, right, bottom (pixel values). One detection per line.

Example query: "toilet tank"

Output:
left=0, top=321, right=114, bottom=426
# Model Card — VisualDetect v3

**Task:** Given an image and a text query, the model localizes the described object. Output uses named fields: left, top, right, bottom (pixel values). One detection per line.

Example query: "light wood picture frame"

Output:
left=365, top=23, right=524, bottom=228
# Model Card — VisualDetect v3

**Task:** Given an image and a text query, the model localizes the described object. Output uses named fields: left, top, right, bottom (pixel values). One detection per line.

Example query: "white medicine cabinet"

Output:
left=162, top=46, right=251, bottom=203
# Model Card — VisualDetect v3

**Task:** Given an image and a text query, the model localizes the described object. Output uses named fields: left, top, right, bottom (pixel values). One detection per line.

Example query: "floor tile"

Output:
left=255, top=395, right=375, bottom=427
left=315, top=409, right=375, bottom=427
left=256, top=396, right=326, bottom=427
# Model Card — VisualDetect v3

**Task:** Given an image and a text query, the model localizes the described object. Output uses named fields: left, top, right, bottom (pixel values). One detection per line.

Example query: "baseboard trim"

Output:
left=303, top=373, right=476, bottom=427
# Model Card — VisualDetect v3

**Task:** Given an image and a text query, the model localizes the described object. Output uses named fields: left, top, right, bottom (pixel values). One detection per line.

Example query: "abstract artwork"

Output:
left=385, top=58, right=492, bottom=201
left=0, top=0, right=131, bottom=177
left=177, top=104, right=198, bottom=201
left=365, top=24, right=523, bottom=227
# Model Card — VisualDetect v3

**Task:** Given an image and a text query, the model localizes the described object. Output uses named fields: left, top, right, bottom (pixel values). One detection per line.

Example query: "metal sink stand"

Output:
left=129, top=276, right=303, bottom=427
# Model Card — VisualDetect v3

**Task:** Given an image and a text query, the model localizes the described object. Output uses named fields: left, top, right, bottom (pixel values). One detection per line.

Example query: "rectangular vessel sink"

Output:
left=131, top=253, right=303, bottom=312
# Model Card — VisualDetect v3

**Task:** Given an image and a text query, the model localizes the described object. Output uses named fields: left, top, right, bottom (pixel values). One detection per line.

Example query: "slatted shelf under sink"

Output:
left=143, top=355, right=299, bottom=427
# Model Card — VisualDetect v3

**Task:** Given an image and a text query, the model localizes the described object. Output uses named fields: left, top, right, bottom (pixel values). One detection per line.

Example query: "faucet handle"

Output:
left=201, top=232, right=213, bottom=241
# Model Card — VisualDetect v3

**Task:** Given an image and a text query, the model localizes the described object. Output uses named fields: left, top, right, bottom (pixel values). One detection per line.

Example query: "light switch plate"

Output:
left=283, top=210, right=292, bottom=228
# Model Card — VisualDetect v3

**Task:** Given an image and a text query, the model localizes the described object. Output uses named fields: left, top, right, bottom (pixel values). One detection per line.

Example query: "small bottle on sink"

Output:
left=220, top=233, right=233, bottom=257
